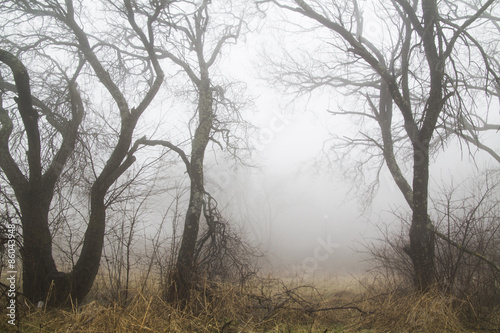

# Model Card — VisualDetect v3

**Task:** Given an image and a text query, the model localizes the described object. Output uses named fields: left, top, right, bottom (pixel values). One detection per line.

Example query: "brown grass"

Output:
left=1, top=274, right=498, bottom=332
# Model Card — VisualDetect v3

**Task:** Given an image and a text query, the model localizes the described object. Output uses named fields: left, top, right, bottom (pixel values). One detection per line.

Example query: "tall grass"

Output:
left=2, top=273, right=497, bottom=332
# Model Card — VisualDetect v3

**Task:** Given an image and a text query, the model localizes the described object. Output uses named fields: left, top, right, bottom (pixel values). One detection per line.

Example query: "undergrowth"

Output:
left=0, top=274, right=498, bottom=332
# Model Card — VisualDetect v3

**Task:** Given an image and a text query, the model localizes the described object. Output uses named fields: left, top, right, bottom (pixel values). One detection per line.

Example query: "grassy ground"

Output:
left=1, top=274, right=499, bottom=332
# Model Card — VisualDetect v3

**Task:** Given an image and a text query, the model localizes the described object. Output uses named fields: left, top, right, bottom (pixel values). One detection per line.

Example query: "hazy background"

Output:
left=124, top=3, right=500, bottom=280
left=196, top=10, right=499, bottom=278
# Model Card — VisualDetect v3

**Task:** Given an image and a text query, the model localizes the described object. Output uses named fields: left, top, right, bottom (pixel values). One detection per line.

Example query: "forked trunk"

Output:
left=18, top=186, right=109, bottom=306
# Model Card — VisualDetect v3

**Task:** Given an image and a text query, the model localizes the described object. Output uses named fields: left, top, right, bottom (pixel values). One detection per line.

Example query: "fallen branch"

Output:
left=303, top=305, right=374, bottom=315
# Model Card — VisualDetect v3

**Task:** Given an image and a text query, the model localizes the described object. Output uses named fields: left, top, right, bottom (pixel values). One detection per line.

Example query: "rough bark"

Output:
left=375, top=80, right=436, bottom=290
left=409, top=139, right=436, bottom=289
left=19, top=196, right=58, bottom=303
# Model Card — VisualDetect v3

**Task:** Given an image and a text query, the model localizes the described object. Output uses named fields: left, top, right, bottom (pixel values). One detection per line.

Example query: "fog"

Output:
left=7, top=0, right=496, bottom=280
left=186, top=13, right=500, bottom=278
left=4, top=3, right=500, bottom=329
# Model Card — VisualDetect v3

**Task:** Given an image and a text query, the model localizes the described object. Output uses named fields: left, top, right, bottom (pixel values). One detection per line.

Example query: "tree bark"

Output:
left=409, top=139, right=435, bottom=290
left=69, top=187, right=108, bottom=302
left=18, top=194, right=59, bottom=303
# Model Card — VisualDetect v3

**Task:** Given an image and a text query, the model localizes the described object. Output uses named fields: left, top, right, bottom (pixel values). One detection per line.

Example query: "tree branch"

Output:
left=0, top=49, right=42, bottom=185
left=138, top=138, right=192, bottom=177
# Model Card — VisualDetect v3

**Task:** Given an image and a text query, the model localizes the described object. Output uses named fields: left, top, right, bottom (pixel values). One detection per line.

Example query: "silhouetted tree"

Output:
left=0, top=0, right=166, bottom=305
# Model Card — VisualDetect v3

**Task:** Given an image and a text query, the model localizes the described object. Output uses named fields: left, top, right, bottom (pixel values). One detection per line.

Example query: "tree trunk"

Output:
left=168, top=186, right=204, bottom=302
left=69, top=186, right=107, bottom=302
left=409, top=139, right=435, bottom=290
left=377, top=81, right=436, bottom=290
left=169, top=79, right=213, bottom=302
left=18, top=119, right=138, bottom=306
left=16, top=184, right=108, bottom=306
left=19, top=195, right=59, bottom=304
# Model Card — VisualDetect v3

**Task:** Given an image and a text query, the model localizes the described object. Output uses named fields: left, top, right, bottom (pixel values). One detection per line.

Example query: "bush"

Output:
left=367, top=171, right=500, bottom=325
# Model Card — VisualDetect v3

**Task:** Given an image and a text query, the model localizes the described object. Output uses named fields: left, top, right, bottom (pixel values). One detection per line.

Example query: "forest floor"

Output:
left=1, top=274, right=499, bottom=332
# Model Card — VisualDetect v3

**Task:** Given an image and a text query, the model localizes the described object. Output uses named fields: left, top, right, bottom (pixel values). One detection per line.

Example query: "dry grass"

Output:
left=1, top=274, right=498, bottom=332
left=350, top=289, right=466, bottom=332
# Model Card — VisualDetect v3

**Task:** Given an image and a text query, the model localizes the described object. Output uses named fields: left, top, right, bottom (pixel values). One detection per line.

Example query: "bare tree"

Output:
left=0, top=0, right=166, bottom=305
left=259, top=0, right=499, bottom=290
left=136, top=0, right=254, bottom=302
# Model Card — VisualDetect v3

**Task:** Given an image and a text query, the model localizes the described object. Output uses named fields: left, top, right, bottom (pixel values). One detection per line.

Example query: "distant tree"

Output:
left=0, top=0, right=166, bottom=305
left=259, top=0, right=499, bottom=290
